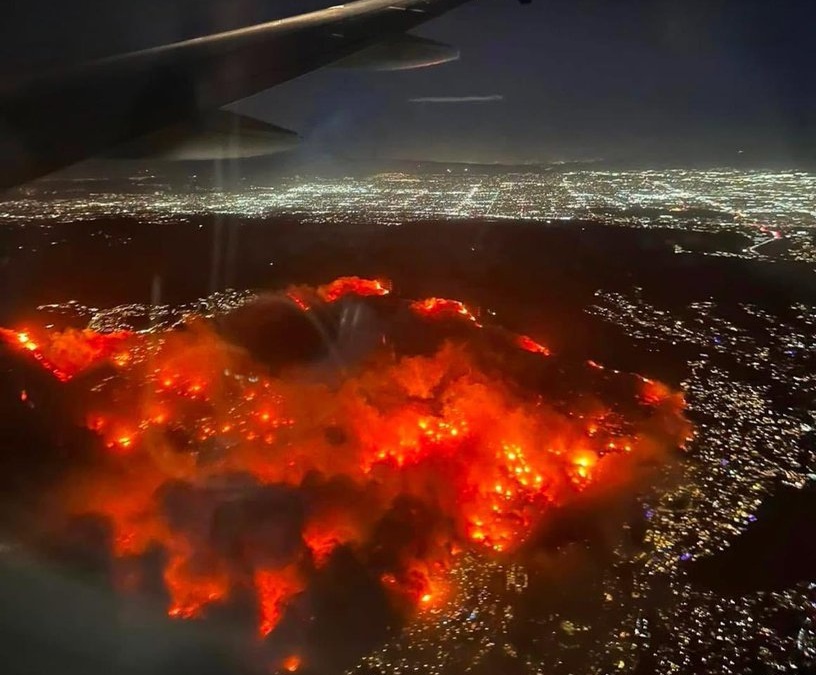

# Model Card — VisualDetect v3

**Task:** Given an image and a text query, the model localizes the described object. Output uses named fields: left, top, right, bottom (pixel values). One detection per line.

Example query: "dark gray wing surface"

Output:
left=0, top=0, right=471, bottom=188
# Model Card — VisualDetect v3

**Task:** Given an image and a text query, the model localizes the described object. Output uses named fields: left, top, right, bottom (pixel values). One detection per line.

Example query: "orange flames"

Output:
left=516, top=334, right=551, bottom=356
left=639, top=377, right=677, bottom=406
left=317, top=276, right=390, bottom=303
left=282, top=655, right=301, bottom=672
left=165, top=549, right=231, bottom=620
left=410, top=297, right=481, bottom=325
left=2, top=277, right=689, bottom=642
left=255, top=566, right=304, bottom=637
left=0, top=326, right=132, bottom=382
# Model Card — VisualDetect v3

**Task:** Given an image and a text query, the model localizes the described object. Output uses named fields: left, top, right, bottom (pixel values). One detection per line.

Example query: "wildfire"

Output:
left=165, top=551, right=230, bottom=620
left=282, top=655, right=301, bottom=672
left=317, top=276, right=390, bottom=303
left=516, top=334, right=551, bottom=356
left=410, top=297, right=481, bottom=325
left=255, top=567, right=304, bottom=637
left=639, top=378, right=676, bottom=406
left=0, top=326, right=132, bottom=382
left=1, top=277, right=689, bottom=643
left=287, top=292, right=311, bottom=312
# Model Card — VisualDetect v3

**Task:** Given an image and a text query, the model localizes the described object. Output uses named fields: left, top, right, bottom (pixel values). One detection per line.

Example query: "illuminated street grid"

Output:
left=353, top=554, right=521, bottom=675
left=347, top=290, right=816, bottom=675
left=2, top=169, right=815, bottom=260
left=38, top=290, right=255, bottom=333
left=586, top=290, right=816, bottom=673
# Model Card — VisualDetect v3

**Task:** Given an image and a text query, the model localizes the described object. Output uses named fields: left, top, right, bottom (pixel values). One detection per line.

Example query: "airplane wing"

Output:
left=0, top=0, right=474, bottom=189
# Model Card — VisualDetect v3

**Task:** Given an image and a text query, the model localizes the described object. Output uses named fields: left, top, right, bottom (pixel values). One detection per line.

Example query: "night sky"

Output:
left=234, top=0, right=816, bottom=166
left=3, top=0, right=814, bottom=169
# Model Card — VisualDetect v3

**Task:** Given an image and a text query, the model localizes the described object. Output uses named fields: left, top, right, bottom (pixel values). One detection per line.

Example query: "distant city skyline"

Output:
left=5, top=167, right=815, bottom=262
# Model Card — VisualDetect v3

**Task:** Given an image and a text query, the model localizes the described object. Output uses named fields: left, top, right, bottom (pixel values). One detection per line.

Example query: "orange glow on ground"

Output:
left=640, top=378, right=675, bottom=406
left=256, top=567, right=304, bottom=637
left=287, top=292, right=311, bottom=311
left=2, top=277, right=689, bottom=639
left=282, top=655, right=301, bottom=672
left=410, top=297, right=481, bottom=325
left=317, top=276, right=390, bottom=303
left=0, top=326, right=133, bottom=381
left=165, top=550, right=230, bottom=620
left=516, top=334, right=551, bottom=356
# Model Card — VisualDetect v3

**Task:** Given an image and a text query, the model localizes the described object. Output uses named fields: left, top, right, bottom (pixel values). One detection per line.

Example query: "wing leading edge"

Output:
left=0, top=0, right=473, bottom=189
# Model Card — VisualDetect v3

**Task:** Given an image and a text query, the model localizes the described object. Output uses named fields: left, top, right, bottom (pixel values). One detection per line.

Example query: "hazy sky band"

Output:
left=408, top=94, right=504, bottom=104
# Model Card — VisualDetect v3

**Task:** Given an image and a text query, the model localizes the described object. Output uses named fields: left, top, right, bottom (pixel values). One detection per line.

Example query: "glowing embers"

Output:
left=286, top=292, right=311, bottom=312
left=165, top=549, right=231, bottom=620
left=3, top=276, right=690, bottom=643
left=569, top=449, right=599, bottom=485
left=302, top=525, right=345, bottom=568
left=516, top=334, right=551, bottom=356
left=282, top=655, right=302, bottom=672
left=463, top=442, right=550, bottom=553
left=0, top=326, right=133, bottom=381
left=639, top=377, right=676, bottom=406
left=317, top=276, right=391, bottom=303
left=255, top=566, right=304, bottom=637
left=413, top=574, right=450, bottom=613
left=282, top=276, right=390, bottom=312
left=363, top=412, right=470, bottom=471
left=410, top=297, right=481, bottom=325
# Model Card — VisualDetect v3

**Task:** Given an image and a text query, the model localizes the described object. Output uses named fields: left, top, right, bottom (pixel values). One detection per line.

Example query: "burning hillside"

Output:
left=0, top=277, right=690, bottom=671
